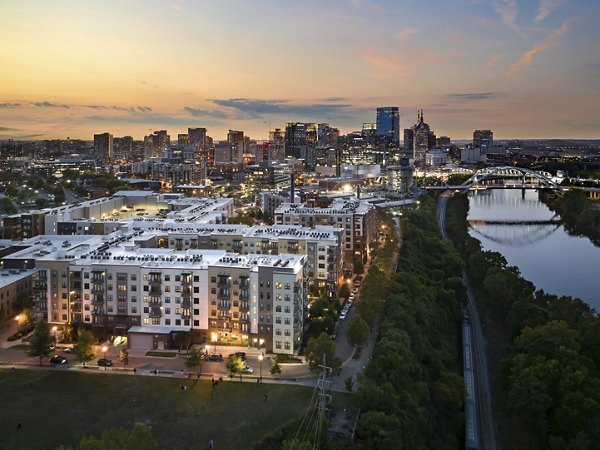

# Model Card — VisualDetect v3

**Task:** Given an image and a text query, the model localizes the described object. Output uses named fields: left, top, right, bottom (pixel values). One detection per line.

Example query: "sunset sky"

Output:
left=1, top=0, right=599, bottom=141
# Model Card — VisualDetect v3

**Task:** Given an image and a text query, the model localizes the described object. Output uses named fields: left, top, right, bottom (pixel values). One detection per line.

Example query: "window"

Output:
left=284, top=283, right=291, bottom=290
left=285, top=329, right=291, bottom=336
left=131, top=274, right=137, bottom=281
left=284, top=342, right=291, bottom=350
left=275, top=282, right=282, bottom=289
left=131, top=307, right=137, bottom=314
left=284, top=318, right=290, bottom=325
left=165, top=319, right=171, bottom=325
left=194, top=320, right=199, bottom=327
left=165, top=275, right=170, bottom=281
left=285, top=306, right=291, bottom=313
left=275, top=341, right=282, bottom=349
left=165, top=308, right=171, bottom=314
left=164, top=286, right=171, bottom=292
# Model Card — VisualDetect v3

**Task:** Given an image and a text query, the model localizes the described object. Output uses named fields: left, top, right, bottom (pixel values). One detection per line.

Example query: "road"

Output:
left=437, top=192, right=499, bottom=450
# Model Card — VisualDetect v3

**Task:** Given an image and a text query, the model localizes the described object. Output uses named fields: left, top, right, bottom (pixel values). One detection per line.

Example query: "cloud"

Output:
left=208, top=99, right=352, bottom=119
left=0, top=126, right=19, bottom=131
left=321, top=97, right=346, bottom=102
left=0, top=103, right=21, bottom=108
left=85, top=114, right=200, bottom=126
left=361, top=47, right=443, bottom=78
left=505, top=20, right=570, bottom=79
left=446, top=92, right=503, bottom=101
left=486, top=53, right=507, bottom=67
left=183, top=107, right=228, bottom=119
left=397, top=27, right=418, bottom=41
left=492, top=0, right=519, bottom=31
left=535, top=0, right=567, bottom=23
left=34, top=101, right=69, bottom=108
left=85, top=104, right=152, bottom=113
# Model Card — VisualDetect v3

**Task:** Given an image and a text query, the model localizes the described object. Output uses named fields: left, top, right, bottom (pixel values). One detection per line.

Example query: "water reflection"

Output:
left=467, top=189, right=600, bottom=310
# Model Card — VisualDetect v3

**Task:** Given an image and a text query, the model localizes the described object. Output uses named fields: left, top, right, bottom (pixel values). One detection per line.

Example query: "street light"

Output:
left=205, top=344, right=210, bottom=356
left=51, top=326, right=58, bottom=345
left=258, top=353, right=264, bottom=383
left=15, top=315, right=21, bottom=332
left=102, top=345, right=108, bottom=370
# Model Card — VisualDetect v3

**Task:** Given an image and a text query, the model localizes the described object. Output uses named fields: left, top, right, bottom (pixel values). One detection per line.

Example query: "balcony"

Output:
left=149, top=307, right=162, bottom=318
left=217, top=280, right=231, bottom=288
left=217, top=290, right=230, bottom=300
left=239, top=303, right=249, bottom=312
left=70, top=304, right=82, bottom=313
left=149, top=286, right=162, bottom=296
left=181, top=310, right=190, bottom=318
left=91, top=285, right=104, bottom=294
left=33, top=283, right=47, bottom=291
left=218, top=302, right=231, bottom=311
left=182, top=287, right=192, bottom=296
left=92, top=294, right=104, bottom=305
left=181, top=298, right=191, bottom=309
left=148, top=277, right=161, bottom=285
left=149, top=298, right=162, bottom=307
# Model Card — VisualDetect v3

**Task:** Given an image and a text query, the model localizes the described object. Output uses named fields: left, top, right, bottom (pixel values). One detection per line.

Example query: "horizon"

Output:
left=2, top=0, right=600, bottom=141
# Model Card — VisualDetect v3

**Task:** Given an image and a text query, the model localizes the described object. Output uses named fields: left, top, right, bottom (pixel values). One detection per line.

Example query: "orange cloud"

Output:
left=397, top=27, right=418, bottom=41
left=361, top=47, right=442, bottom=78
left=505, top=20, right=570, bottom=79
left=486, top=53, right=507, bottom=68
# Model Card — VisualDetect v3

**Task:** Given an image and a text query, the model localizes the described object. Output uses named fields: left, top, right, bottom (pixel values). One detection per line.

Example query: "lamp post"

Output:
left=258, top=353, right=264, bottom=383
left=15, top=314, right=21, bottom=332
left=205, top=344, right=210, bottom=357
left=102, top=345, right=108, bottom=370
left=51, top=326, right=58, bottom=346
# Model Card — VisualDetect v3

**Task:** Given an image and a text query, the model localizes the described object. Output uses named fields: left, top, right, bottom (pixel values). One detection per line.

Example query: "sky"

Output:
left=1, top=0, right=599, bottom=141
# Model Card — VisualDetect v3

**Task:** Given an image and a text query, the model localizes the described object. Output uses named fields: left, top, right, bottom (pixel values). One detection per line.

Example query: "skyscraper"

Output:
left=473, top=130, right=493, bottom=149
left=376, top=107, right=400, bottom=145
left=93, top=132, right=113, bottom=165
left=410, top=110, right=436, bottom=166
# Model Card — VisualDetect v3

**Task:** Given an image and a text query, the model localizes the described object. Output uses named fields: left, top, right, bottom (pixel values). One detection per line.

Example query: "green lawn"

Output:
left=0, top=369, right=318, bottom=450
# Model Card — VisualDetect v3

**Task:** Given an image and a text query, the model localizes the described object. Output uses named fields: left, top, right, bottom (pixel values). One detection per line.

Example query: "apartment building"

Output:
left=3, top=232, right=306, bottom=354
left=273, top=198, right=378, bottom=266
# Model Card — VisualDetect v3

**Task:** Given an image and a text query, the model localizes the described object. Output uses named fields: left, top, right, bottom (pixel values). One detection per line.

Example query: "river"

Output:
left=467, top=189, right=600, bottom=311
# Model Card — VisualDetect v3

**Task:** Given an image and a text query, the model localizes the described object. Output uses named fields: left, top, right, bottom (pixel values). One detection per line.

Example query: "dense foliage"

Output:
left=544, top=190, right=600, bottom=246
left=446, top=193, right=600, bottom=448
left=354, top=196, right=465, bottom=449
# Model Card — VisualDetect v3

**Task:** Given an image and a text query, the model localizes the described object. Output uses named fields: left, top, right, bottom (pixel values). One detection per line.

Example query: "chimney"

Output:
left=290, top=173, right=295, bottom=203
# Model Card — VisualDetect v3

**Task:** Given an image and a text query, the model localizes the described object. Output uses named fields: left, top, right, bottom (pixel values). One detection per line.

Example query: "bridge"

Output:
left=468, top=218, right=561, bottom=226
left=424, top=166, right=565, bottom=193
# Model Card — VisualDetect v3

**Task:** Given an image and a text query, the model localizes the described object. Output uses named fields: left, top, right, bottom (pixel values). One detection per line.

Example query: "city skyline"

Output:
left=1, top=0, right=599, bottom=140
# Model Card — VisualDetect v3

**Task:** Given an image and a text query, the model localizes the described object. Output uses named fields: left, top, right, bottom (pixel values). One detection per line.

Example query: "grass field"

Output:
left=0, top=369, right=330, bottom=450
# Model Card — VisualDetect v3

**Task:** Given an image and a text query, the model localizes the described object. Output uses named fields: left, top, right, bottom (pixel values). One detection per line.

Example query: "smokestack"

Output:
left=290, top=173, right=295, bottom=203
left=357, top=185, right=361, bottom=199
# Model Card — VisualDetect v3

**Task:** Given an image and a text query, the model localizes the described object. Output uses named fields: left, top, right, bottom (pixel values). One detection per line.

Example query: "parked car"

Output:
left=97, top=358, right=113, bottom=367
left=206, top=353, right=223, bottom=362
left=50, top=355, right=68, bottom=365
left=339, top=311, right=347, bottom=320
left=330, top=333, right=337, bottom=340
left=241, top=365, right=254, bottom=374
left=352, top=287, right=358, bottom=294
left=63, top=348, right=73, bottom=353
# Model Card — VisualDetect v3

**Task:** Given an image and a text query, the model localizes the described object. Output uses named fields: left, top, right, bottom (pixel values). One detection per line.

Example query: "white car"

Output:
left=339, top=311, right=347, bottom=320
left=352, top=288, right=358, bottom=294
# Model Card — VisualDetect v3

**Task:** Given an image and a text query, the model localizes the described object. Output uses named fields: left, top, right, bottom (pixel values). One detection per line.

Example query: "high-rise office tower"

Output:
left=93, top=132, right=113, bottom=165
left=473, top=130, right=493, bottom=149
left=410, top=110, right=436, bottom=166
left=284, top=122, right=317, bottom=158
left=376, top=107, right=400, bottom=145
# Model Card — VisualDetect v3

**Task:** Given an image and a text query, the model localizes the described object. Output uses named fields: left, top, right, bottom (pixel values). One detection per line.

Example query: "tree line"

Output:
left=352, top=195, right=465, bottom=449
left=446, top=193, right=600, bottom=449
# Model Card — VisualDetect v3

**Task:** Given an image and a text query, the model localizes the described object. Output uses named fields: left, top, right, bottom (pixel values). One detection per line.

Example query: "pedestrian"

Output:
left=133, top=367, right=136, bottom=374
left=16, top=423, right=21, bottom=430
left=208, top=439, right=214, bottom=449
left=264, top=394, right=268, bottom=402
left=197, top=371, right=200, bottom=379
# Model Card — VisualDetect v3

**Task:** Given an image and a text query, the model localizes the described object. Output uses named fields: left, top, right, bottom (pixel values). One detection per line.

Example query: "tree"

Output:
left=75, top=329, right=96, bottom=368
left=353, top=258, right=364, bottom=275
left=184, top=347, right=202, bottom=374
left=270, top=358, right=282, bottom=375
left=75, top=422, right=157, bottom=450
left=119, top=348, right=129, bottom=368
left=304, top=332, right=341, bottom=374
left=345, top=376, right=354, bottom=393
left=226, top=355, right=244, bottom=376
left=346, top=315, right=370, bottom=349
left=338, top=283, right=350, bottom=300
left=28, top=320, right=53, bottom=365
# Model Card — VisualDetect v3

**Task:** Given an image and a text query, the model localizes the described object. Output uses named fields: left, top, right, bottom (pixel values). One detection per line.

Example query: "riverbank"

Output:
left=445, top=192, right=600, bottom=448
